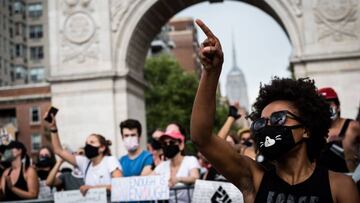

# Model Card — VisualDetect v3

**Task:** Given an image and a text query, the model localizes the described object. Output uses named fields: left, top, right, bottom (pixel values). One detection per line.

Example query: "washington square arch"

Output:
left=48, top=0, right=360, bottom=156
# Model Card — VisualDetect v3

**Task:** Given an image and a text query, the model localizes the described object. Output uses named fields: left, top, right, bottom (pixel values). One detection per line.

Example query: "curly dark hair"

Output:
left=251, top=77, right=331, bottom=162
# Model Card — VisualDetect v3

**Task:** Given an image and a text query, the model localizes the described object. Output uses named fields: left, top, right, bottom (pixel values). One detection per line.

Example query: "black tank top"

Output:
left=254, top=166, right=333, bottom=203
left=318, top=119, right=352, bottom=172
left=3, top=164, right=29, bottom=201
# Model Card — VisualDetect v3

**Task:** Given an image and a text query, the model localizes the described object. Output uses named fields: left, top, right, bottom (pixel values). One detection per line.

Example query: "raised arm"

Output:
left=190, top=19, right=263, bottom=193
left=45, top=113, right=77, bottom=166
left=217, top=104, right=241, bottom=139
left=343, top=120, right=360, bottom=172
left=45, top=159, right=64, bottom=187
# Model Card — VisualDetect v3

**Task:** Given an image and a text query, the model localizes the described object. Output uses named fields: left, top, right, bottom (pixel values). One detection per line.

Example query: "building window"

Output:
left=15, top=44, right=22, bottom=57
left=28, top=3, right=42, bottom=18
left=30, top=46, right=43, bottom=60
left=15, top=23, right=21, bottom=36
left=14, top=65, right=26, bottom=79
left=31, top=133, right=41, bottom=151
left=13, top=1, right=24, bottom=14
left=30, top=67, right=44, bottom=83
left=30, top=106, right=40, bottom=124
left=29, top=25, right=43, bottom=39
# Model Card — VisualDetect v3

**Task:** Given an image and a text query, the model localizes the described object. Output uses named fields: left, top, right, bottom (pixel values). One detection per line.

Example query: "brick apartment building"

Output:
left=168, top=17, right=202, bottom=76
left=0, top=84, right=51, bottom=156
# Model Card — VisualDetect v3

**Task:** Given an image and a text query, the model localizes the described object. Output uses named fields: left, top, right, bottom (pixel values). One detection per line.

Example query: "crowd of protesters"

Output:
left=0, top=20, right=359, bottom=203
left=0, top=91, right=359, bottom=202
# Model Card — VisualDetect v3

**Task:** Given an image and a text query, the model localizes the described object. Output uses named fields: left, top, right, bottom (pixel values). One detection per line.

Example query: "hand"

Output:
left=195, top=19, right=223, bottom=71
left=228, top=105, right=241, bottom=120
left=80, top=185, right=91, bottom=196
left=168, top=176, right=179, bottom=188
left=5, top=176, right=13, bottom=190
left=43, top=112, right=57, bottom=129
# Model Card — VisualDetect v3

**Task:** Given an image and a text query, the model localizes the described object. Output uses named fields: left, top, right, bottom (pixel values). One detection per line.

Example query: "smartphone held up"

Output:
left=44, top=106, right=58, bottom=123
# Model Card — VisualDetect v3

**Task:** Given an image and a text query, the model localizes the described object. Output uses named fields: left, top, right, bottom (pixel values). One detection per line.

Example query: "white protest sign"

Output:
left=192, top=180, right=243, bottom=203
left=111, top=175, right=169, bottom=202
left=54, top=188, right=107, bottom=203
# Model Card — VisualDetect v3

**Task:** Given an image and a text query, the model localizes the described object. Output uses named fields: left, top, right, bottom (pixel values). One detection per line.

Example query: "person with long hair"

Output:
left=36, top=146, right=57, bottom=199
left=153, top=130, right=200, bottom=203
left=0, top=141, right=39, bottom=201
left=191, top=19, right=359, bottom=203
left=45, top=113, right=122, bottom=195
left=36, top=146, right=56, bottom=181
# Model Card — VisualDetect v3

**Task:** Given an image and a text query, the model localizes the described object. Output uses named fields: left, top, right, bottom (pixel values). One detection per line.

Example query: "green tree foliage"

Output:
left=145, top=54, right=198, bottom=138
left=144, top=54, right=228, bottom=141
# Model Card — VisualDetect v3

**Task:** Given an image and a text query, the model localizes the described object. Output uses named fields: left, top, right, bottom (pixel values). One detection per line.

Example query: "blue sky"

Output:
left=175, top=1, right=292, bottom=107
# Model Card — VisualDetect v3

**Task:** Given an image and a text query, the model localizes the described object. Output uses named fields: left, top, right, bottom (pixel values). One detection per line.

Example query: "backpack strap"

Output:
left=84, top=161, right=91, bottom=180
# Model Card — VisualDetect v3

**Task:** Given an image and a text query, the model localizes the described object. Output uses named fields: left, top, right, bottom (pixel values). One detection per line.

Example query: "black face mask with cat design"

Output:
left=254, top=125, right=304, bottom=160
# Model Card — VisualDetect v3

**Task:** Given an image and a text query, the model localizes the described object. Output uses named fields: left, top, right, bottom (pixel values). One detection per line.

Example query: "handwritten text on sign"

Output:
left=111, top=175, right=169, bottom=201
left=54, top=188, right=107, bottom=203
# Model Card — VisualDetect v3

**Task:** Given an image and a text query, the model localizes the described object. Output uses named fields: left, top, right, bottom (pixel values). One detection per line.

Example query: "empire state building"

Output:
left=226, top=40, right=250, bottom=111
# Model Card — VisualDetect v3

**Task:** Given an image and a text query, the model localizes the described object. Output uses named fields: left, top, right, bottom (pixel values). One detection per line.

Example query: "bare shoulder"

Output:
left=349, top=120, right=360, bottom=130
left=348, top=120, right=360, bottom=140
left=2, top=168, right=10, bottom=177
left=25, top=166, right=37, bottom=178
left=329, top=171, right=360, bottom=203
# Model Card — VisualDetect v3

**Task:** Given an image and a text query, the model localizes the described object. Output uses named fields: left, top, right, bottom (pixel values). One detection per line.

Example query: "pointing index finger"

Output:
left=195, top=19, right=215, bottom=38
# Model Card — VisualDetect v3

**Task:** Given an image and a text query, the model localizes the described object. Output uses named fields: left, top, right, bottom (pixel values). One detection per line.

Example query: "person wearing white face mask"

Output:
left=119, top=119, right=153, bottom=176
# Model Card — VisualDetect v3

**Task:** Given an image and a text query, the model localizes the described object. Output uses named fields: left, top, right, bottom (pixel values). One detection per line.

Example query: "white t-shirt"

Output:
left=76, top=155, right=121, bottom=186
left=154, top=156, right=200, bottom=203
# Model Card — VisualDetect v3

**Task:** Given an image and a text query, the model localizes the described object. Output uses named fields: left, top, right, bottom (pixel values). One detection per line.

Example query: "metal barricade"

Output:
left=1, top=185, right=195, bottom=203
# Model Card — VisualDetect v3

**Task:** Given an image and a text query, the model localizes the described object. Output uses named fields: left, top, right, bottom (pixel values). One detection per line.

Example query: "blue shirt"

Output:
left=119, top=150, right=153, bottom=177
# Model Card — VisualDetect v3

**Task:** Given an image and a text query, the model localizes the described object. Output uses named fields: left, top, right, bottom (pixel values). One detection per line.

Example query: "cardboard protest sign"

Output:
left=54, top=188, right=107, bottom=203
left=111, top=175, right=169, bottom=202
left=192, top=180, right=243, bottom=203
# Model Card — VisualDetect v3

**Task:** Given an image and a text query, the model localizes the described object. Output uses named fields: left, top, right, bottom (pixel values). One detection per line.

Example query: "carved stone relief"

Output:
left=314, top=0, right=358, bottom=42
left=60, top=0, right=99, bottom=64
left=111, top=0, right=139, bottom=32
left=289, top=0, right=302, bottom=17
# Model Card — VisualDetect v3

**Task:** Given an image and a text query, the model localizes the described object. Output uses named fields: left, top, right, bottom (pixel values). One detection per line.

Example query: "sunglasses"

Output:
left=250, top=110, right=302, bottom=132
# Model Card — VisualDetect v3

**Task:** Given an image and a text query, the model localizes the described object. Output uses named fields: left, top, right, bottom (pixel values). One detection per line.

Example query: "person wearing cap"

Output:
left=152, top=130, right=200, bottom=203
left=318, top=87, right=360, bottom=172
left=0, top=141, right=39, bottom=201
left=119, top=119, right=153, bottom=177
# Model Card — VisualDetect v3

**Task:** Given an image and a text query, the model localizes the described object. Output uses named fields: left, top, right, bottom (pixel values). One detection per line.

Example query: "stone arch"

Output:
left=114, top=0, right=303, bottom=76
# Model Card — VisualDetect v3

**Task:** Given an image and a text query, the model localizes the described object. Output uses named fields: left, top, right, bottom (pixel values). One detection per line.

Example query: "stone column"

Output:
left=291, top=0, right=360, bottom=118
left=48, top=0, right=146, bottom=157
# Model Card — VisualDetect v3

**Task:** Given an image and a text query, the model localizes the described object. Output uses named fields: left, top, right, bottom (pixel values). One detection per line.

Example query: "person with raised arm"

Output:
left=44, top=112, right=122, bottom=195
left=190, top=19, right=359, bottom=203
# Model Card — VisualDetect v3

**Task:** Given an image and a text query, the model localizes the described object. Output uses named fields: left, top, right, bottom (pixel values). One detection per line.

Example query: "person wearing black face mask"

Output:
left=35, top=146, right=57, bottom=199
left=36, top=147, right=56, bottom=181
left=44, top=110, right=122, bottom=196
left=191, top=19, right=359, bottom=203
left=152, top=130, right=200, bottom=203
left=0, top=141, right=39, bottom=201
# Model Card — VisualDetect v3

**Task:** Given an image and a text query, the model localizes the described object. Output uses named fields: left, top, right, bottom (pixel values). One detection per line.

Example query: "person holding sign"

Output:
left=153, top=130, right=200, bottom=203
left=190, top=19, right=359, bottom=203
left=45, top=111, right=122, bottom=196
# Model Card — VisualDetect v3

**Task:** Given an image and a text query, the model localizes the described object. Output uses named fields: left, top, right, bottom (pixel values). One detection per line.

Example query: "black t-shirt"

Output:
left=254, top=166, right=333, bottom=203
